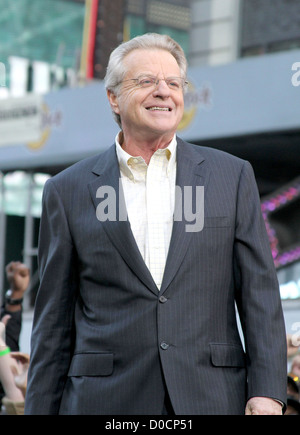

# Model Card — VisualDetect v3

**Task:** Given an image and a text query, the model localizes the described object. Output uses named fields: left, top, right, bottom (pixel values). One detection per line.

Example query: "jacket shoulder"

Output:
left=187, top=141, right=246, bottom=166
left=177, top=138, right=248, bottom=171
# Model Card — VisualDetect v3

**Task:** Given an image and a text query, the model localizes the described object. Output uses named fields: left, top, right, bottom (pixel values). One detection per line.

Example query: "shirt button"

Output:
left=160, top=342, right=169, bottom=350
left=159, top=296, right=168, bottom=303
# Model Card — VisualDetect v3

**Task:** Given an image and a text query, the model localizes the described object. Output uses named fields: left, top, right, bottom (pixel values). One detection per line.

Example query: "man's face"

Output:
left=108, top=49, right=185, bottom=142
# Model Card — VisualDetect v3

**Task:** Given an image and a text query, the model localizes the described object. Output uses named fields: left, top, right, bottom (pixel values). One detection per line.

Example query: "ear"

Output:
left=107, top=90, right=120, bottom=115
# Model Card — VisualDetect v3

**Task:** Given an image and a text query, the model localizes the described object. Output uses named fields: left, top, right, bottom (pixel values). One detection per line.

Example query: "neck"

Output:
left=119, top=131, right=174, bottom=164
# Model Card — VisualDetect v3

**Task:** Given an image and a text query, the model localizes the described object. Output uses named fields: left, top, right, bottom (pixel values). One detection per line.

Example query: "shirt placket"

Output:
left=146, top=152, right=171, bottom=289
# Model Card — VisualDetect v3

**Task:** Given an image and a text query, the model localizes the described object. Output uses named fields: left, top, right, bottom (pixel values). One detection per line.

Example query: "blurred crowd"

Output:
left=286, top=335, right=300, bottom=415
left=0, top=261, right=29, bottom=415
left=0, top=261, right=299, bottom=415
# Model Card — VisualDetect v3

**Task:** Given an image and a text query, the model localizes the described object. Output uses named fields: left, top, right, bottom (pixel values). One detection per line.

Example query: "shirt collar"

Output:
left=115, top=132, right=177, bottom=180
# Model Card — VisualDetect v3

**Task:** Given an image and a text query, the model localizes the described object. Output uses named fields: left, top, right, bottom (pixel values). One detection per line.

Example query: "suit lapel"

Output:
left=88, top=145, right=159, bottom=295
left=160, top=138, right=211, bottom=294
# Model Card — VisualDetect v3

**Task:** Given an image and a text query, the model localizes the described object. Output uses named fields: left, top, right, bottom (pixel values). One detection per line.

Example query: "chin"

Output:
left=148, top=120, right=178, bottom=133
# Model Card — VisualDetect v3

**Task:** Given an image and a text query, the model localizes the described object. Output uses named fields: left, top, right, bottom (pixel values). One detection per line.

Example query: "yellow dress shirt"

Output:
left=115, top=133, right=177, bottom=289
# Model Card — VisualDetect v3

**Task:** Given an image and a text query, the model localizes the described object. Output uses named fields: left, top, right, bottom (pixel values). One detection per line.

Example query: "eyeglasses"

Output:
left=120, top=75, right=188, bottom=90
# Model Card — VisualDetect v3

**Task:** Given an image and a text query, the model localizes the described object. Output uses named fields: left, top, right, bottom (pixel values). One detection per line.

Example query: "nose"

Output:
left=152, top=79, right=170, bottom=98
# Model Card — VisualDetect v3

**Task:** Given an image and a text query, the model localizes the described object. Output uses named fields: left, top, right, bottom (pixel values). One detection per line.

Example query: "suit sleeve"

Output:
left=233, top=161, right=287, bottom=408
left=25, top=179, right=78, bottom=415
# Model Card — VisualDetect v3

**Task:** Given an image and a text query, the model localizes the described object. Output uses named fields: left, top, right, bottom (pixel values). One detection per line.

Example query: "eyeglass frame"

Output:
left=117, top=75, right=189, bottom=90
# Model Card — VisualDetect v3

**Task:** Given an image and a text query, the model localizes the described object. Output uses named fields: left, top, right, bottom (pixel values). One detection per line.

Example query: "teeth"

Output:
left=148, top=107, right=170, bottom=111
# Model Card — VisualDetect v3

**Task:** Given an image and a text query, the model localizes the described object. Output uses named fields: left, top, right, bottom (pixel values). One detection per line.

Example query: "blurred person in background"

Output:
left=285, top=375, right=300, bottom=415
left=287, top=333, right=300, bottom=359
left=287, top=376, right=299, bottom=400
left=289, top=355, right=300, bottom=385
left=0, top=316, right=29, bottom=415
left=1, top=261, right=30, bottom=351
left=25, top=33, right=287, bottom=415
left=285, top=397, right=300, bottom=415
left=0, top=262, right=30, bottom=414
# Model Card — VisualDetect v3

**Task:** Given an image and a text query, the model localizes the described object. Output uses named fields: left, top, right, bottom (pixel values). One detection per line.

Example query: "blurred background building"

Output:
left=0, top=0, right=299, bottom=350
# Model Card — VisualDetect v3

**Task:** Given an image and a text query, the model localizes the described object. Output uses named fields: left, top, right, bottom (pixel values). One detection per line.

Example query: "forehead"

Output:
left=123, top=49, right=181, bottom=77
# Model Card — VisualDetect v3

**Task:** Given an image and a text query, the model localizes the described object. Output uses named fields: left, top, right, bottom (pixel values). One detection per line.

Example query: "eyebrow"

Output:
left=134, top=73, right=182, bottom=78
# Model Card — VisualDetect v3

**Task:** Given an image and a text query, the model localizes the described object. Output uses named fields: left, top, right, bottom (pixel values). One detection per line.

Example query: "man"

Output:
left=25, top=34, right=287, bottom=415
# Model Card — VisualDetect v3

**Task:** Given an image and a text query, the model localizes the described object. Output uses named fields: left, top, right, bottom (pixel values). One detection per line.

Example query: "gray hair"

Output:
left=104, top=33, right=188, bottom=128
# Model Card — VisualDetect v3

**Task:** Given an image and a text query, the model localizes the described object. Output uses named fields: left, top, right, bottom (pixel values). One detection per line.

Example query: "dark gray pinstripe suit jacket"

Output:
left=25, top=138, right=287, bottom=415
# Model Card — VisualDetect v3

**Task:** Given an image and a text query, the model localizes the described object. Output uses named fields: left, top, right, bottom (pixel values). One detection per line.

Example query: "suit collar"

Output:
left=176, top=136, right=205, bottom=168
left=91, top=143, right=117, bottom=176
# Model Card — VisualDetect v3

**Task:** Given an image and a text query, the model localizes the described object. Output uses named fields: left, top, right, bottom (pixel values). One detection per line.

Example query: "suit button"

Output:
left=160, top=342, right=169, bottom=350
left=159, top=296, right=167, bottom=303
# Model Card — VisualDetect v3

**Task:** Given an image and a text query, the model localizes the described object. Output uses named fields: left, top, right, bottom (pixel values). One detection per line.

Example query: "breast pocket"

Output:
left=68, top=352, right=114, bottom=377
left=204, top=217, right=231, bottom=228
left=210, top=343, right=245, bottom=368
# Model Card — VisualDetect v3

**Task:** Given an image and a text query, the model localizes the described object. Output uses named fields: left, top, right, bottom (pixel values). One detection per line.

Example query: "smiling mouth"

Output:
left=146, top=106, right=171, bottom=112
